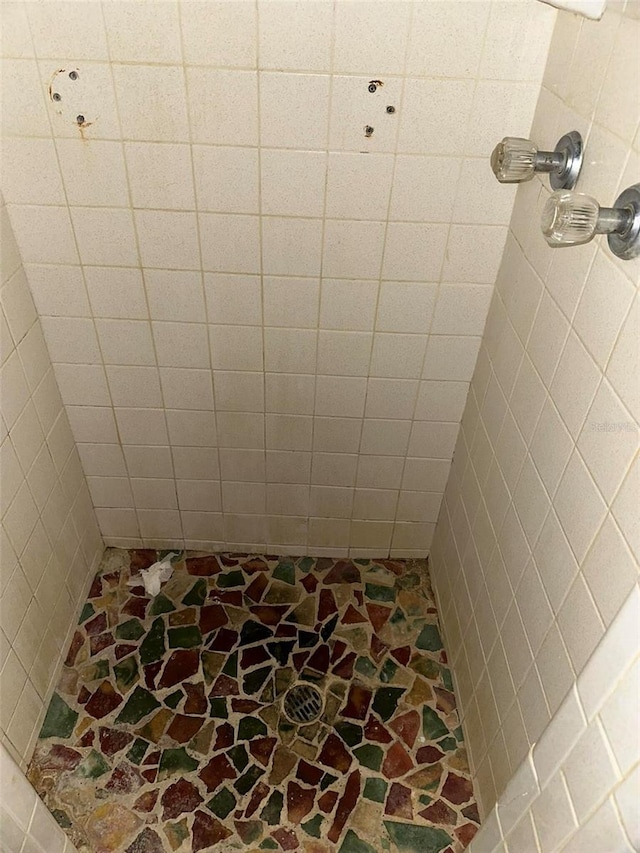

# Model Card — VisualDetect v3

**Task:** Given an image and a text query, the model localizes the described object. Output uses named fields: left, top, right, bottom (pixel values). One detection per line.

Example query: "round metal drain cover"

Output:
left=283, top=683, right=324, bottom=724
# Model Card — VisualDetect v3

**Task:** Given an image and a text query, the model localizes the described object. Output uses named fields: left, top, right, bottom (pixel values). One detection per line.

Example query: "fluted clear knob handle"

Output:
left=491, top=137, right=538, bottom=183
left=542, top=191, right=600, bottom=246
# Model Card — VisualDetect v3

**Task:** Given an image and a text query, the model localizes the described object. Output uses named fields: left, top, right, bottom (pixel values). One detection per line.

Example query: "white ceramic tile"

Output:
left=193, top=146, right=259, bottom=215
left=263, top=278, right=319, bottom=329
left=606, top=295, right=639, bottom=423
left=18, top=324, right=51, bottom=395
left=595, top=12, right=640, bottom=143
left=215, top=371, right=265, bottom=413
left=527, top=291, right=571, bottom=387
left=319, top=280, right=378, bottom=331
left=315, top=376, right=367, bottom=418
left=582, top=514, right=637, bottom=628
left=1, top=138, right=65, bottom=206
left=116, top=408, right=169, bottom=446
left=481, top=0, right=555, bottom=82
left=466, top=81, right=540, bottom=159
left=555, top=447, right=609, bottom=564
left=611, top=456, right=639, bottom=557
left=200, top=214, right=261, bottom=274
left=53, top=363, right=110, bottom=407
left=137, top=509, right=182, bottom=540
left=181, top=511, right=223, bottom=544
left=350, top=519, right=393, bottom=551
left=529, top=397, right=573, bottom=498
left=414, top=381, right=470, bottom=423
left=205, top=274, right=262, bottom=327
left=360, top=420, right=411, bottom=457
left=86, top=476, right=133, bottom=509
left=0, top=4, right=33, bottom=62
left=187, top=69, right=259, bottom=146
left=103, top=1, right=182, bottom=63
left=216, top=412, right=265, bottom=450
left=599, top=654, right=640, bottom=776
left=383, top=223, right=449, bottom=282
left=264, top=328, right=316, bottom=374
left=564, top=718, right=621, bottom=822
left=365, top=378, right=418, bottom=420
left=614, top=762, right=640, bottom=850
left=261, top=150, right=326, bottom=218
left=166, top=409, right=216, bottom=447
left=550, top=331, right=602, bottom=440
left=28, top=1, right=108, bottom=60
left=266, top=415, right=312, bottom=452
left=123, top=445, right=173, bottom=480
left=267, top=483, right=309, bottom=517
left=353, top=488, right=397, bottom=522
left=313, top=417, right=362, bottom=454
left=172, top=446, right=219, bottom=481
left=1, top=269, right=37, bottom=345
left=325, top=152, right=394, bottom=221
left=40, top=317, right=100, bottom=365
left=131, top=477, right=178, bottom=511
left=259, top=72, right=330, bottom=149
left=578, top=379, right=638, bottom=504
left=95, top=319, right=155, bottom=366
left=145, top=270, right=205, bottom=323
left=398, top=79, right=476, bottom=156
left=113, top=65, right=189, bottom=143
left=309, top=486, right=353, bottom=519
left=257, top=0, right=332, bottom=71
left=135, top=211, right=200, bottom=270
left=408, top=421, right=459, bottom=460
left=222, top=481, right=265, bottom=514
left=66, top=407, right=118, bottom=445
left=402, top=458, right=451, bottom=493
left=558, top=571, right=606, bottom=674
left=389, top=155, right=462, bottom=225
left=159, top=367, right=214, bottom=411
left=266, top=450, right=311, bottom=484
left=561, top=796, right=634, bottom=853
left=219, top=448, right=265, bottom=483
left=8, top=206, right=79, bottom=266
left=391, top=522, right=435, bottom=553
left=356, top=455, right=403, bottom=489
left=574, top=251, right=635, bottom=371
left=211, top=325, right=263, bottom=372
left=181, top=0, right=256, bottom=67
left=376, top=282, right=437, bottom=334
left=370, top=333, right=428, bottom=380
left=316, top=331, right=372, bottom=377
left=84, top=268, right=148, bottom=320
left=328, top=75, right=403, bottom=154
left=431, top=285, right=493, bottom=337
left=423, top=336, right=482, bottom=383
left=406, top=1, right=490, bottom=78
left=71, top=208, right=138, bottom=267
left=262, top=217, right=323, bottom=277
left=312, top=453, right=358, bottom=488
left=333, top=0, right=410, bottom=74
left=396, top=491, right=443, bottom=524
left=20, top=266, right=80, bottom=322
left=125, top=142, right=195, bottom=211
left=323, top=220, right=386, bottom=280
left=105, top=365, right=162, bottom=408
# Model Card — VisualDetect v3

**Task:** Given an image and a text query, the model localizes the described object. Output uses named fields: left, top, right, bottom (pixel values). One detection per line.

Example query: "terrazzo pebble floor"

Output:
left=28, top=549, right=479, bottom=853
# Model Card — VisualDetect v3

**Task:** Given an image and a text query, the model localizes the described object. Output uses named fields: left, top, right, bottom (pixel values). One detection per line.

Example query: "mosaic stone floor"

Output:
left=28, top=550, right=479, bottom=853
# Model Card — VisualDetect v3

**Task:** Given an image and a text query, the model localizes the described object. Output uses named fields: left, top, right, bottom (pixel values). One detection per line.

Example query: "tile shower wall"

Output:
left=1, top=0, right=555, bottom=555
left=430, top=0, right=640, bottom=825
left=0, top=740, right=78, bottom=853
left=0, top=194, right=103, bottom=767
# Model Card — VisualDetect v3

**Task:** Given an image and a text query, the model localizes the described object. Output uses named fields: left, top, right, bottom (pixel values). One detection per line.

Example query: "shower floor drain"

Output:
left=283, top=683, right=324, bottom=724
